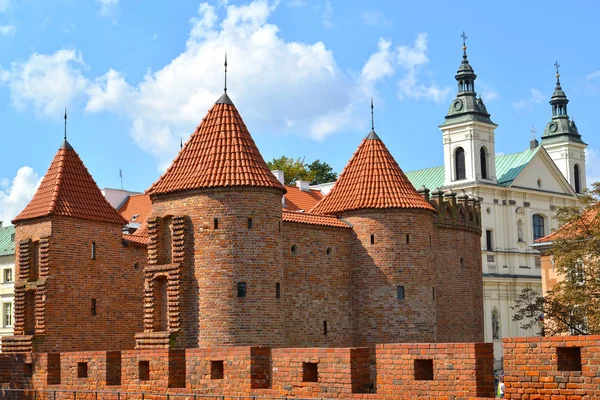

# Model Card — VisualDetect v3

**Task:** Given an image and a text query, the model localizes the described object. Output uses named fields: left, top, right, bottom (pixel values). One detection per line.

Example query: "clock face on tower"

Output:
left=549, top=123, right=558, bottom=133
left=453, top=99, right=463, bottom=111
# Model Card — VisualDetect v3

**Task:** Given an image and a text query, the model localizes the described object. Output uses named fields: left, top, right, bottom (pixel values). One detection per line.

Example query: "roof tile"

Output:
left=282, top=211, right=350, bottom=228
left=13, top=141, right=127, bottom=225
left=118, top=194, right=152, bottom=224
left=283, top=186, right=324, bottom=212
left=310, top=132, right=434, bottom=214
left=147, top=98, right=285, bottom=195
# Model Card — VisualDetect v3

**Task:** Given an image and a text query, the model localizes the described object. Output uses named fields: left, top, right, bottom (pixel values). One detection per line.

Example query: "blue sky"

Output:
left=0, top=0, right=599, bottom=223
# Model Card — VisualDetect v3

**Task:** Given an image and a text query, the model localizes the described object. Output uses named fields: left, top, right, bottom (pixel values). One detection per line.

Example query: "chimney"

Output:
left=0, top=221, right=2, bottom=228
left=530, top=138, right=539, bottom=150
left=296, top=180, right=310, bottom=192
left=271, top=170, right=285, bottom=185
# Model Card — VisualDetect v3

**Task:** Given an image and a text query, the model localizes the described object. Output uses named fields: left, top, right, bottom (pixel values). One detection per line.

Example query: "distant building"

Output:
left=0, top=222, right=15, bottom=340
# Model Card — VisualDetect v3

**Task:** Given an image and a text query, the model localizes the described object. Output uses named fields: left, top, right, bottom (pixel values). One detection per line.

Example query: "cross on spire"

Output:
left=461, top=31, right=467, bottom=47
left=554, top=60, right=560, bottom=75
left=530, top=126, right=536, bottom=140
left=371, top=97, right=374, bottom=131
left=224, top=52, right=228, bottom=93
left=64, top=108, right=67, bottom=141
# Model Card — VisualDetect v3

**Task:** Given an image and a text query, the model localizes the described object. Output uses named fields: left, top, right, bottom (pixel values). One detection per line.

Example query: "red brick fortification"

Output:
left=503, top=335, right=600, bottom=399
left=5, top=217, right=146, bottom=353
left=343, top=209, right=437, bottom=346
left=0, top=342, right=495, bottom=399
left=281, top=221, right=354, bottom=347
left=140, top=187, right=285, bottom=349
left=430, top=190, right=484, bottom=343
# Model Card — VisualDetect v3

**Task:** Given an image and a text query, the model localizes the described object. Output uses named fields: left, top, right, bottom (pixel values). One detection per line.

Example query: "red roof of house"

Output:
left=310, top=131, right=434, bottom=215
left=536, top=207, right=599, bottom=244
left=282, top=211, right=350, bottom=228
left=118, top=194, right=152, bottom=224
left=283, top=186, right=324, bottom=212
left=13, top=140, right=127, bottom=225
left=147, top=93, right=285, bottom=196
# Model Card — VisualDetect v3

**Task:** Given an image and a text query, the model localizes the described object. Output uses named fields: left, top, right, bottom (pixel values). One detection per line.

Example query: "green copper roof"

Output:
left=405, top=147, right=539, bottom=189
left=0, top=225, right=15, bottom=257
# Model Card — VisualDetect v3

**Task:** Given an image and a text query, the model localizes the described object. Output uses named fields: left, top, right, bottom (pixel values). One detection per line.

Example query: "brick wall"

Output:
left=8, top=217, right=146, bottom=353
left=503, top=335, right=600, bottom=399
left=281, top=222, right=354, bottom=347
left=343, top=209, right=437, bottom=346
left=376, top=342, right=494, bottom=399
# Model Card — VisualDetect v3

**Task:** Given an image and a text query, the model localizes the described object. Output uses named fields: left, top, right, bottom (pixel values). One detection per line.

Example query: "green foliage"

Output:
left=512, top=182, right=600, bottom=335
left=267, top=156, right=337, bottom=185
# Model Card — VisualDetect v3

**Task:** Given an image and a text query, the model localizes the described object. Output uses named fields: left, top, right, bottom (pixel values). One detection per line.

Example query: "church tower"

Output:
left=541, top=62, right=587, bottom=193
left=440, top=33, right=498, bottom=186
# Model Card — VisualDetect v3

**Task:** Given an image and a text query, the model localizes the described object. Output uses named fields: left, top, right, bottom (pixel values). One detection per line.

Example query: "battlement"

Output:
left=418, top=186, right=481, bottom=232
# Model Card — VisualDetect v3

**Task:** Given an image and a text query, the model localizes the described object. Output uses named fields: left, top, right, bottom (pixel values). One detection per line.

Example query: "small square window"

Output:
left=211, top=361, right=224, bottom=379
left=3, top=269, right=12, bottom=283
left=302, top=362, right=318, bottom=382
left=414, top=359, right=434, bottom=380
left=557, top=347, right=582, bottom=371
left=139, top=361, right=150, bottom=381
left=77, top=362, right=88, bottom=378
left=397, top=286, right=405, bottom=300
left=237, top=282, right=246, bottom=298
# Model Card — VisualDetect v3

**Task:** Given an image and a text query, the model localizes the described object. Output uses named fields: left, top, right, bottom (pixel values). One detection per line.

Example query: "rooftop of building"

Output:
left=0, top=224, right=15, bottom=257
left=405, top=146, right=540, bottom=190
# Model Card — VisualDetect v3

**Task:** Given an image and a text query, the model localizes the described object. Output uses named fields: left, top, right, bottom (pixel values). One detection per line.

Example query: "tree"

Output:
left=307, top=160, right=338, bottom=185
left=267, top=156, right=316, bottom=185
left=512, top=183, right=600, bottom=335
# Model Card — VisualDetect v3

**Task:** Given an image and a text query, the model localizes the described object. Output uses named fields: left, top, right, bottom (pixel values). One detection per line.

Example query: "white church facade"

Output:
left=312, top=46, right=586, bottom=372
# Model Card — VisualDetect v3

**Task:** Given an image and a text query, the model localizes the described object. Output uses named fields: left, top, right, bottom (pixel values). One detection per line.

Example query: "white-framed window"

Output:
left=3, top=302, right=12, bottom=327
left=3, top=268, right=12, bottom=283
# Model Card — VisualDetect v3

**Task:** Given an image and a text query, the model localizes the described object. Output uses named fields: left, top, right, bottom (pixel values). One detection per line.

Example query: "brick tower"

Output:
left=311, top=128, right=438, bottom=346
left=137, top=89, right=286, bottom=349
left=3, top=138, right=146, bottom=353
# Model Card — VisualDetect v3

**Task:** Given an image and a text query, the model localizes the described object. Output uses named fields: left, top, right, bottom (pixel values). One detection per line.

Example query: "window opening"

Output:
left=4, top=268, right=12, bottom=283
left=214, top=218, right=219, bottom=229
left=397, top=286, right=405, bottom=300
left=455, top=147, right=466, bottom=180
left=485, top=230, right=493, bottom=251
left=211, top=361, right=224, bottom=379
left=248, top=218, right=253, bottom=229
left=152, top=276, right=168, bottom=331
left=139, top=361, right=150, bottom=381
left=291, top=244, right=297, bottom=254
left=414, top=359, right=434, bottom=380
left=533, top=214, right=545, bottom=241
left=275, top=282, right=281, bottom=299
left=323, top=321, right=328, bottom=335
left=557, top=347, right=582, bottom=371
left=91, top=299, right=97, bottom=316
left=77, top=362, right=88, bottom=378
left=91, top=242, right=96, bottom=260
left=237, top=282, right=247, bottom=298
left=405, top=234, right=410, bottom=245
left=370, top=234, right=375, bottom=245
left=302, top=362, right=318, bottom=382
left=574, top=164, right=581, bottom=193
left=24, top=363, right=33, bottom=378
left=480, top=147, right=488, bottom=179
left=326, top=247, right=332, bottom=256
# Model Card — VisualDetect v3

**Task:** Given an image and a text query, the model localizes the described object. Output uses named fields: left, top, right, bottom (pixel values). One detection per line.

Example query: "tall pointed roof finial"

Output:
left=554, top=60, right=561, bottom=86
left=461, top=31, right=468, bottom=58
left=180, top=136, right=183, bottom=150
left=64, top=108, right=67, bottom=141
left=224, top=52, right=228, bottom=93
left=371, top=97, right=374, bottom=131
left=531, top=126, right=536, bottom=141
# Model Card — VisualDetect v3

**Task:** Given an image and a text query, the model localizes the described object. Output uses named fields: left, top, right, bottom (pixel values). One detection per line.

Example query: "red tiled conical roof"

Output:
left=310, top=131, right=434, bottom=215
left=147, top=93, right=285, bottom=195
left=12, top=140, right=127, bottom=225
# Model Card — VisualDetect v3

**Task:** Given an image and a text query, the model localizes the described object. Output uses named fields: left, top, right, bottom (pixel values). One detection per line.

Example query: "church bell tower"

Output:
left=440, top=33, right=498, bottom=186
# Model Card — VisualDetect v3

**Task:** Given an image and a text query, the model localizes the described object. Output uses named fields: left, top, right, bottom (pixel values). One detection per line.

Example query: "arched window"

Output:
left=455, top=147, right=466, bottom=181
left=480, top=147, right=488, bottom=180
left=574, top=164, right=581, bottom=193
left=532, top=214, right=546, bottom=241
left=152, top=276, right=168, bottom=331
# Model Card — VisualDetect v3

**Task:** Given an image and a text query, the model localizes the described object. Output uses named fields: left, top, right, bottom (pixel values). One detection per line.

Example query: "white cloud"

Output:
left=586, top=71, right=600, bottom=81
left=513, top=89, right=544, bottom=112
left=0, top=167, right=41, bottom=226
left=0, top=49, right=89, bottom=117
left=322, top=0, right=333, bottom=28
left=0, top=24, right=15, bottom=36
left=97, top=0, right=118, bottom=16
left=85, top=0, right=397, bottom=169
left=585, top=148, right=600, bottom=187
left=396, top=33, right=450, bottom=103
left=361, top=11, right=392, bottom=29
left=478, top=81, right=498, bottom=102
